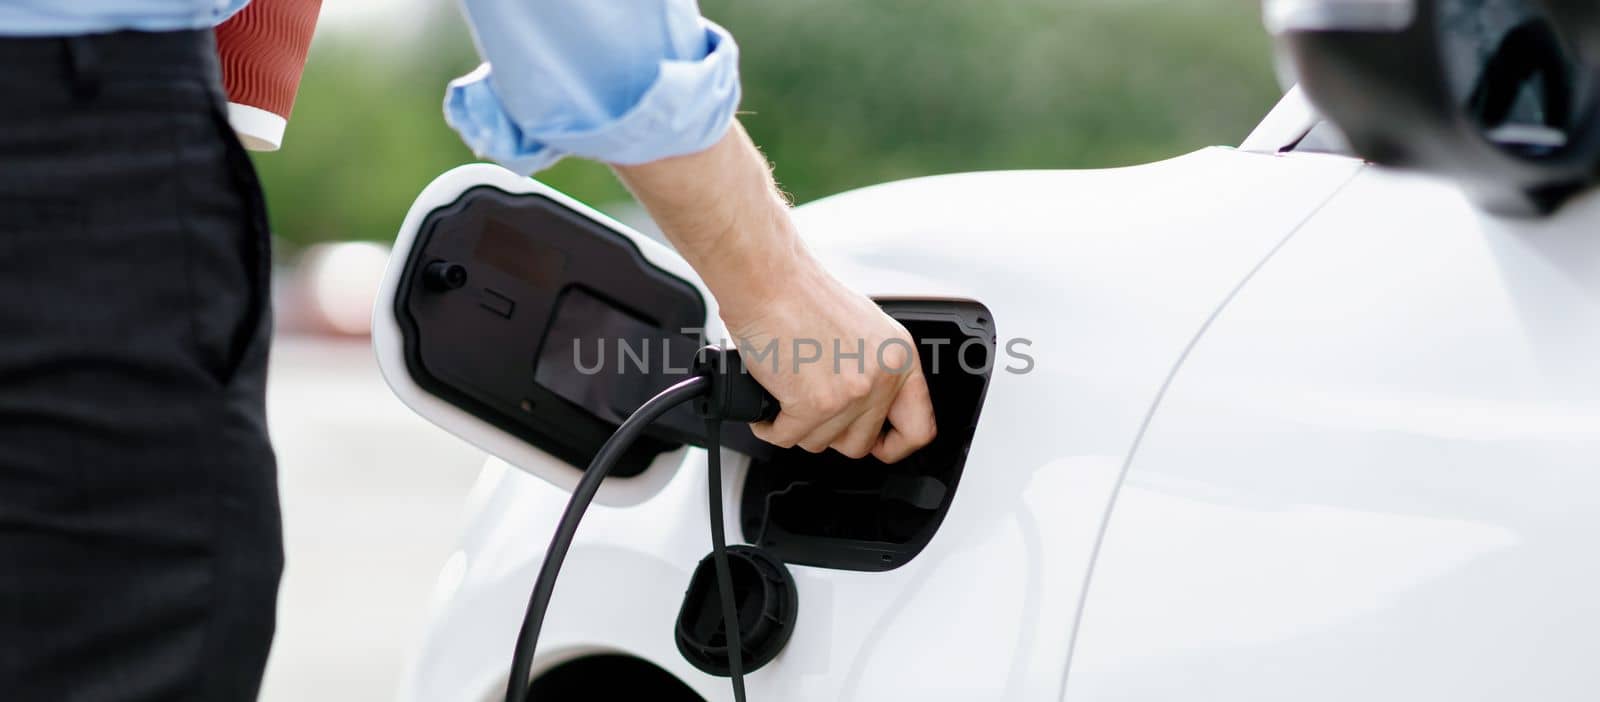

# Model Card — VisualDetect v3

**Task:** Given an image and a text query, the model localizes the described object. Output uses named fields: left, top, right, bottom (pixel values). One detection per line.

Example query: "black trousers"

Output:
left=0, top=30, right=282, bottom=700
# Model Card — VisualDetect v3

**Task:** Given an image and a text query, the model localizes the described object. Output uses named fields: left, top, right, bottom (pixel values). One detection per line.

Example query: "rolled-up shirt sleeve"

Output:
left=446, top=0, right=741, bottom=175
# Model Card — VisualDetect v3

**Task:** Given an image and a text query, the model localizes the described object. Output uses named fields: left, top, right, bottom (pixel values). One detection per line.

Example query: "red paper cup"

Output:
left=215, top=0, right=323, bottom=151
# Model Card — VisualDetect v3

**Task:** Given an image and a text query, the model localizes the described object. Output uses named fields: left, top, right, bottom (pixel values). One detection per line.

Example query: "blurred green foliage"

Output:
left=253, top=0, right=1282, bottom=246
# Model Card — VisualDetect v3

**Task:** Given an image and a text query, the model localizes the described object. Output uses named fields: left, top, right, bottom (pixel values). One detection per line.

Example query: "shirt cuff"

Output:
left=443, top=20, right=741, bottom=175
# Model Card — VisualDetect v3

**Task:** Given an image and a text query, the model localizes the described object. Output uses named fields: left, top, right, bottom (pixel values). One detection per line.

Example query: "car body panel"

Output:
left=1066, top=168, right=1600, bottom=701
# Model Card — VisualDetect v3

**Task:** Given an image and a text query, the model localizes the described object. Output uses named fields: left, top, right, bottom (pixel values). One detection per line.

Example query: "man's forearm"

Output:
left=612, top=121, right=815, bottom=326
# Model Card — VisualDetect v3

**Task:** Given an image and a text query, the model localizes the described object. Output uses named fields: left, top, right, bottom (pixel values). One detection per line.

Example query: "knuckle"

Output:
left=808, top=390, right=846, bottom=416
left=877, top=341, right=912, bottom=371
left=836, top=441, right=872, bottom=460
left=842, top=374, right=873, bottom=400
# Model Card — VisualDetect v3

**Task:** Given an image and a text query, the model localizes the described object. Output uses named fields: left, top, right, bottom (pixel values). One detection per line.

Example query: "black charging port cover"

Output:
left=674, top=545, right=798, bottom=676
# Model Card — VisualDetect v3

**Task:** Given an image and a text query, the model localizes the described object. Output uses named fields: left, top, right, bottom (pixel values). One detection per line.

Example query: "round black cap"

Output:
left=674, top=545, right=798, bottom=677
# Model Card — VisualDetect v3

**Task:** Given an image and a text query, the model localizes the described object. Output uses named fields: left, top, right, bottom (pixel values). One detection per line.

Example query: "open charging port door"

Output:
left=740, top=300, right=995, bottom=572
left=374, top=164, right=770, bottom=505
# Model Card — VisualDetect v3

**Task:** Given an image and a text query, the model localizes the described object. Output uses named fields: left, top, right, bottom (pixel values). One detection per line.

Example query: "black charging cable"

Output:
left=504, top=348, right=774, bottom=702
left=702, top=415, right=747, bottom=702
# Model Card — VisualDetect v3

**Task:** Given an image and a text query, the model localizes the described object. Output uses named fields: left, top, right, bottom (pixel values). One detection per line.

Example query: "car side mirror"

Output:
left=1268, top=0, right=1600, bottom=215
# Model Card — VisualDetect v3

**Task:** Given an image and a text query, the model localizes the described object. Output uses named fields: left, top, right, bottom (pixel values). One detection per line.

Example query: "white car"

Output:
left=378, top=2, right=1600, bottom=700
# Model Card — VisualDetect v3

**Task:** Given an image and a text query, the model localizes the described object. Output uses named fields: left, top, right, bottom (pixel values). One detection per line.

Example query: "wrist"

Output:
left=613, top=121, right=826, bottom=328
left=695, top=197, right=822, bottom=328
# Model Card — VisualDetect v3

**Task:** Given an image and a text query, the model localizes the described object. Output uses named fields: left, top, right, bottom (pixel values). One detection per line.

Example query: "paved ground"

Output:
left=258, top=336, right=485, bottom=701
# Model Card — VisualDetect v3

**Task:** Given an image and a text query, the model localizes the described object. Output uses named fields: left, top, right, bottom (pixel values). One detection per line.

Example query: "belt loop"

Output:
left=62, top=36, right=101, bottom=101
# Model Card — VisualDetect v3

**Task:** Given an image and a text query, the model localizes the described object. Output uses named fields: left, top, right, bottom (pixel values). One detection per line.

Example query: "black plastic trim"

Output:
left=739, top=300, right=995, bottom=572
left=675, top=545, right=798, bottom=677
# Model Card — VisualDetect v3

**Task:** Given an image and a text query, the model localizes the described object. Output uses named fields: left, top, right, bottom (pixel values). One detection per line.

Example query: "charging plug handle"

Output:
left=694, top=346, right=779, bottom=424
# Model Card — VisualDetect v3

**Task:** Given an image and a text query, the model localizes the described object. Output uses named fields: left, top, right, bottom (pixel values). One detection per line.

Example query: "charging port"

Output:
left=739, top=301, right=994, bottom=572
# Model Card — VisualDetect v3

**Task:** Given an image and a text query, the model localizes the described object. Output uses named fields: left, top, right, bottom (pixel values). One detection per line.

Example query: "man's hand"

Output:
left=724, top=265, right=936, bottom=463
left=613, top=122, right=937, bottom=462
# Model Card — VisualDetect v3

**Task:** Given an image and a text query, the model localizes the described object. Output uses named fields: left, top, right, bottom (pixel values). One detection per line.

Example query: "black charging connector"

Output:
left=504, top=347, right=781, bottom=702
left=693, top=345, right=780, bottom=424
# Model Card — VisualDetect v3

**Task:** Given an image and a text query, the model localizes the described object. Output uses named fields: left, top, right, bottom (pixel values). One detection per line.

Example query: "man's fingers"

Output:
left=870, top=372, right=937, bottom=464
left=835, top=409, right=890, bottom=460
left=749, top=410, right=811, bottom=449
left=796, top=405, right=862, bottom=454
left=831, top=375, right=899, bottom=458
left=743, top=319, right=931, bottom=461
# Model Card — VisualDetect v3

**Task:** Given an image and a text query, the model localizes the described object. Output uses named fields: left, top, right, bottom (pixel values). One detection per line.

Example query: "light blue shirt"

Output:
left=446, top=0, right=741, bottom=173
left=0, top=0, right=740, bottom=175
left=0, top=0, right=245, bottom=35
